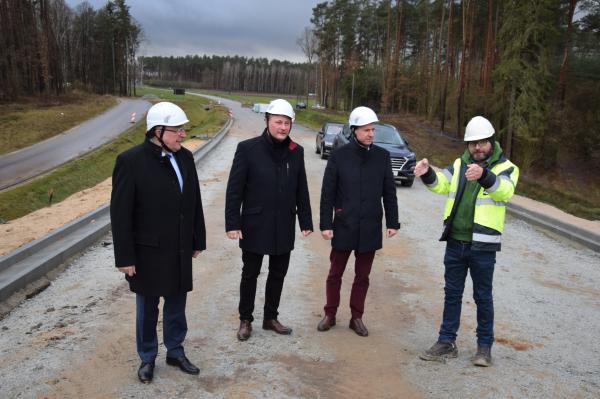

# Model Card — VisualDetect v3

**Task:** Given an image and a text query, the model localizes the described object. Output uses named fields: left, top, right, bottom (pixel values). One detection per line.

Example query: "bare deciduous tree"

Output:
left=297, top=26, right=318, bottom=64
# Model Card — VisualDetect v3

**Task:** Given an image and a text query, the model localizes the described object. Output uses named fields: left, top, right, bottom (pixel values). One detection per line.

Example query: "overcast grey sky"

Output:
left=65, top=0, right=321, bottom=62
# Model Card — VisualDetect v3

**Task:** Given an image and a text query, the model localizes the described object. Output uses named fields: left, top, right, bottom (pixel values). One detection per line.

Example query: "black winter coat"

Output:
left=320, top=138, right=400, bottom=252
left=110, top=140, right=206, bottom=297
left=225, top=129, right=313, bottom=255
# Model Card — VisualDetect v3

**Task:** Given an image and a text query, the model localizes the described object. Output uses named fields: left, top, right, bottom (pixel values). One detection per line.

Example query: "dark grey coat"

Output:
left=320, top=138, right=400, bottom=252
left=110, top=140, right=206, bottom=296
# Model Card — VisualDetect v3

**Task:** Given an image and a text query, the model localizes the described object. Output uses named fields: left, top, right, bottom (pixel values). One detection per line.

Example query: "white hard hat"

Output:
left=464, top=116, right=495, bottom=142
left=266, top=99, right=295, bottom=121
left=349, top=106, right=379, bottom=127
left=146, top=102, right=189, bottom=132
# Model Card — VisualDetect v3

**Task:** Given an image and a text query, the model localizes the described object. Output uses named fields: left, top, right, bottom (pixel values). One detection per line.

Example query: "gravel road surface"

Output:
left=0, top=98, right=598, bottom=398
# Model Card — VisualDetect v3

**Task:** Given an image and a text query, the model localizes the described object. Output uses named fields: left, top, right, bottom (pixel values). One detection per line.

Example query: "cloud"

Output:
left=65, top=0, right=319, bottom=62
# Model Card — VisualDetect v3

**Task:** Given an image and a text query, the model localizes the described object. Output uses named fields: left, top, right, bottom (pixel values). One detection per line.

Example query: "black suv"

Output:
left=332, top=123, right=416, bottom=187
left=316, top=122, right=344, bottom=159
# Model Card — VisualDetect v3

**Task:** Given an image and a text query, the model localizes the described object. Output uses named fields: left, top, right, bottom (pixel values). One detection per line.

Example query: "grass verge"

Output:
left=0, top=88, right=228, bottom=221
left=516, top=177, right=600, bottom=220
left=0, top=92, right=117, bottom=155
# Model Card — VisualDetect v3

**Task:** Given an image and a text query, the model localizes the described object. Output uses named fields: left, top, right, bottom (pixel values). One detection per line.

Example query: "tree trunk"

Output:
left=456, top=0, right=472, bottom=139
left=440, top=0, right=453, bottom=133
left=392, top=0, right=404, bottom=112
left=380, top=0, right=393, bottom=113
left=432, top=0, right=446, bottom=119
left=557, top=0, right=578, bottom=108
left=483, top=0, right=494, bottom=93
left=422, top=6, right=431, bottom=116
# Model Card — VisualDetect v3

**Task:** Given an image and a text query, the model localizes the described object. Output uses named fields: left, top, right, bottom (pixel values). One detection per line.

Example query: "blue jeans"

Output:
left=438, top=239, right=496, bottom=347
left=136, top=292, right=187, bottom=363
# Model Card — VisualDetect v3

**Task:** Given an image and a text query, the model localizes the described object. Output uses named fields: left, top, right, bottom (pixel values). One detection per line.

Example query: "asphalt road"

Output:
left=0, top=97, right=598, bottom=398
left=0, top=98, right=151, bottom=190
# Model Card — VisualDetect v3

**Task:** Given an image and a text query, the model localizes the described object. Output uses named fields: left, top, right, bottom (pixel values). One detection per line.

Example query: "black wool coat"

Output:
left=225, top=129, right=313, bottom=255
left=320, top=138, right=400, bottom=252
left=110, top=139, right=206, bottom=297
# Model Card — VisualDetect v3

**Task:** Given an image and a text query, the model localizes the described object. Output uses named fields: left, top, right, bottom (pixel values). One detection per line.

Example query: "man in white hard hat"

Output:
left=414, top=115, right=519, bottom=366
left=225, top=98, right=313, bottom=341
left=111, top=102, right=206, bottom=383
left=317, top=106, right=400, bottom=337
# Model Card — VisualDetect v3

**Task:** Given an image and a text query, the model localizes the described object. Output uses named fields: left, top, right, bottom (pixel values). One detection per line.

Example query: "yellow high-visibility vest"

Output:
left=426, top=157, right=519, bottom=251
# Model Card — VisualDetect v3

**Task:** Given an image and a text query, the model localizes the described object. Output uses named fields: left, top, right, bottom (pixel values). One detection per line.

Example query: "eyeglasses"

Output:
left=164, top=127, right=186, bottom=134
left=467, top=139, right=490, bottom=147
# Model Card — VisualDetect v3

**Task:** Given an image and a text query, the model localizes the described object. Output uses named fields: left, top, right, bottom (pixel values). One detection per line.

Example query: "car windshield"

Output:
left=325, top=125, right=343, bottom=138
left=375, top=125, right=405, bottom=145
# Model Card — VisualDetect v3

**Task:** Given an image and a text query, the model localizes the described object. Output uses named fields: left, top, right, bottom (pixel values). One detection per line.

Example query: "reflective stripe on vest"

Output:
left=472, top=233, right=502, bottom=243
left=475, top=198, right=507, bottom=206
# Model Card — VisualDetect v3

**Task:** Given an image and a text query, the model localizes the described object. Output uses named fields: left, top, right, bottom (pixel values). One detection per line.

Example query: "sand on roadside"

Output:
left=0, top=139, right=205, bottom=257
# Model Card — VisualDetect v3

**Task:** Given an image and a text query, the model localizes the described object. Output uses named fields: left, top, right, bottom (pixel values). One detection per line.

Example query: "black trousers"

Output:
left=239, top=250, right=291, bottom=322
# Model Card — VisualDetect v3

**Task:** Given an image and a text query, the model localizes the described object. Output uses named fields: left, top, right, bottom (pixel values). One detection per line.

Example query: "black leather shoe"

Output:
left=137, top=361, right=155, bottom=383
left=166, top=355, right=200, bottom=375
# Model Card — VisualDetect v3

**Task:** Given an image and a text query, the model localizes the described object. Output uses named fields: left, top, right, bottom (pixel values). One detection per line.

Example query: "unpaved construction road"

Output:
left=0, top=98, right=598, bottom=398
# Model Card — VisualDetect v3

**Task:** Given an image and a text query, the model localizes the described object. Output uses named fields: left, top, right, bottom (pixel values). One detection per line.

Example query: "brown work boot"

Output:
left=237, top=320, right=252, bottom=341
left=471, top=346, right=492, bottom=367
left=419, top=341, right=458, bottom=362
left=262, top=319, right=292, bottom=335
left=317, top=315, right=336, bottom=331
left=349, top=318, right=369, bottom=337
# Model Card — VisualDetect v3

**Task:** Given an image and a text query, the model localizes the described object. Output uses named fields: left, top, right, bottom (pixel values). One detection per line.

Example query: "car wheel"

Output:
left=320, top=144, right=326, bottom=159
left=401, top=179, right=414, bottom=187
left=316, top=140, right=320, bottom=154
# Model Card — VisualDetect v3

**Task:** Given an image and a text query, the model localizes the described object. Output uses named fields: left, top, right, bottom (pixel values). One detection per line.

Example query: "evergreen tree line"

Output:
left=140, top=55, right=313, bottom=95
left=0, top=0, right=141, bottom=100
left=308, top=0, right=600, bottom=171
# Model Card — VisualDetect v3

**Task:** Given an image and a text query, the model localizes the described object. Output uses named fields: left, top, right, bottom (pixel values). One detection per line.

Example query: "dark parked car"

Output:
left=332, top=123, right=416, bottom=186
left=296, top=102, right=307, bottom=109
left=315, top=122, right=344, bottom=159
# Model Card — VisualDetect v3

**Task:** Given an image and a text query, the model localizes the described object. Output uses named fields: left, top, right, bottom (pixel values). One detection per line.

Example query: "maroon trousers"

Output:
left=324, top=249, right=376, bottom=319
